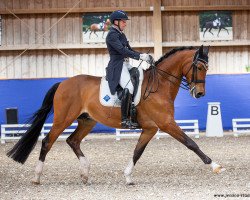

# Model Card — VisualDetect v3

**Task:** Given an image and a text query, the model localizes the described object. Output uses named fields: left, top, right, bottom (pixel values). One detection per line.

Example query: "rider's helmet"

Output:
left=110, top=10, right=129, bottom=24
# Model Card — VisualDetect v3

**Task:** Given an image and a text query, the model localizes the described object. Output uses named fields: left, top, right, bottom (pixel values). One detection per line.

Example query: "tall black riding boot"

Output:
left=121, top=88, right=139, bottom=129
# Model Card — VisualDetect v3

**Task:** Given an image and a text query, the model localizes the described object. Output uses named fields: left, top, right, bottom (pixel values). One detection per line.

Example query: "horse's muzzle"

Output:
left=190, top=86, right=205, bottom=99
left=195, top=92, right=205, bottom=98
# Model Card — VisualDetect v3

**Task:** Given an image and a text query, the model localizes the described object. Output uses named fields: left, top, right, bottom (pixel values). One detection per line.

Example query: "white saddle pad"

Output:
left=99, top=68, right=144, bottom=107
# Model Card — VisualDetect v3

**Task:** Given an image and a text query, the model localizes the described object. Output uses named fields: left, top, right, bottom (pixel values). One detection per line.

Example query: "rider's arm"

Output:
left=107, top=32, right=140, bottom=60
left=127, top=41, right=141, bottom=55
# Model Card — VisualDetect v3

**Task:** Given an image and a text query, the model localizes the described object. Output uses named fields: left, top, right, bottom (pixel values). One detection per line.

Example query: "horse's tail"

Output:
left=6, top=82, right=61, bottom=164
left=201, top=23, right=205, bottom=32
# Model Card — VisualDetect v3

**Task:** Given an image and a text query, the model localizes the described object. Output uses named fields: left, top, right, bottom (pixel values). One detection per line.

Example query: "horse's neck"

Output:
left=158, top=54, right=185, bottom=80
left=154, top=51, right=192, bottom=99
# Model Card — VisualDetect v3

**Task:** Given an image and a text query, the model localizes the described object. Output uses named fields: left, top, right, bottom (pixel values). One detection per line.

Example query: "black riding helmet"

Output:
left=110, top=10, right=129, bottom=24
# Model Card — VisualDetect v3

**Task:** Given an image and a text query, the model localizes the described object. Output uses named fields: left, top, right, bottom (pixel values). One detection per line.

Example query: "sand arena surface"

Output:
left=0, top=134, right=249, bottom=200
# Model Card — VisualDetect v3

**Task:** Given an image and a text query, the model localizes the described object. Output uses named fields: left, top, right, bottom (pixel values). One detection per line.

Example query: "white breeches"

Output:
left=119, top=62, right=134, bottom=94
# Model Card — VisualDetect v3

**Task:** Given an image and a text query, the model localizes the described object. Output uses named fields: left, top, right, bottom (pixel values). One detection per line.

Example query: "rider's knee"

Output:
left=123, top=87, right=133, bottom=96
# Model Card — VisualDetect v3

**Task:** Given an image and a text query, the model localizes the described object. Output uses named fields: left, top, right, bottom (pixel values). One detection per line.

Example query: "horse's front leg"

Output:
left=217, top=28, right=221, bottom=37
left=224, top=27, right=229, bottom=35
left=124, top=127, right=158, bottom=185
left=94, top=31, right=98, bottom=38
left=209, top=28, right=214, bottom=35
left=158, top=120, right=226, bottom=174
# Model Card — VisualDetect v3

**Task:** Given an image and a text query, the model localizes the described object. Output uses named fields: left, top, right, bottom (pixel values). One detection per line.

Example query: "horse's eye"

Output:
left=197, top=67, right=202, bottom=71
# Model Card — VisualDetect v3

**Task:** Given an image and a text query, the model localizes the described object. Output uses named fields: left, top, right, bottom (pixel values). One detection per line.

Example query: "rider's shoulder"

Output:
left=107, top=28, right=119, bottom=38
left=109, top=27, right=120, bottom=34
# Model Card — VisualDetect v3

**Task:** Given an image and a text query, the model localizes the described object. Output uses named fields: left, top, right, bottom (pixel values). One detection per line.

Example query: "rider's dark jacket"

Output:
left=106, top=26, right=140, bottom=95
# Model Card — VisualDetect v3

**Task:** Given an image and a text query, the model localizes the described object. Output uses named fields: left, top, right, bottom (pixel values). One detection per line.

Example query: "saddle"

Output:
left=99, top=67, right=143, bottom=107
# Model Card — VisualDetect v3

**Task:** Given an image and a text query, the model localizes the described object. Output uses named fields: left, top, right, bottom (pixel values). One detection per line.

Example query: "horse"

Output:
left=84, top=18, right=111, bottom=39
left=202, top=16, right=230, bottom=37
left=7, top=45, right=226, bottom=185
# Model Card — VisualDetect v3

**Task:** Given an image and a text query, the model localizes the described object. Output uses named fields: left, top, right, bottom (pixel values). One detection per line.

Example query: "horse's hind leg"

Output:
left=158, top=121, right=226, bottom=174
left=203, top=28, right=208, bottom=37
left=31, top=119, right=75, bottom=184
left=32, top=99, right=81, bottom=184
left=66, top=113, right=96, bottom=184
left=124, top=127, right=158, bottom=185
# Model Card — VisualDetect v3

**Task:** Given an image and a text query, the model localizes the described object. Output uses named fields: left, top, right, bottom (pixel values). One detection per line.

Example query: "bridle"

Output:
left=183, top=50, right=208, bottom=94
left=143, top=49, right=208, bottom=100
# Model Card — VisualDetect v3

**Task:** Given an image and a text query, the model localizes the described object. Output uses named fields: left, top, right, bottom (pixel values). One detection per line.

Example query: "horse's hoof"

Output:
left=31, top=180, right=40, bottom=185
left=213, top=166, right=226, bottom=174
left=81, top=174, right=88, bottom=184
left=126, top=182, right=135, bottom=186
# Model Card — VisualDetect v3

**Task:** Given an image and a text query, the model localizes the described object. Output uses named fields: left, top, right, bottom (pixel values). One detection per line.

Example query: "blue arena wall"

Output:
left=0, top=74, right=249, bottom=132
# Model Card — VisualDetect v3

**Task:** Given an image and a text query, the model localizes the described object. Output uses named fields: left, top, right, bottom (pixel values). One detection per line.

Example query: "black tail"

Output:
left=201, top=23, right=205, bottom=32
left=6, top=82, right=61, bottom=164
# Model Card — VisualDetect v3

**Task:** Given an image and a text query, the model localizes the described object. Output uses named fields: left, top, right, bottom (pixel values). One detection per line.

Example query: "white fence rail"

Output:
left=1, top=120, right=200, bottom=144
left=116, top=120, right=199, bottom=140
left=1, top=123, right=78, bottom=144
left=232, top=118, right=250, bottom=137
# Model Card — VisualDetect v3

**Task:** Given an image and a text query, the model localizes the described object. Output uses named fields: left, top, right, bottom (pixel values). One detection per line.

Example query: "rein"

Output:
left=143, top=49, right=208, bottom=100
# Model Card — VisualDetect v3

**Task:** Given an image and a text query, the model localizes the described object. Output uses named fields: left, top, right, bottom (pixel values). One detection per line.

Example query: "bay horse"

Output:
left=7, top=45, right=225, bottom=185
left=202, top=16, right=230, bottom=38
left=84, top=18, right=111, bottom=39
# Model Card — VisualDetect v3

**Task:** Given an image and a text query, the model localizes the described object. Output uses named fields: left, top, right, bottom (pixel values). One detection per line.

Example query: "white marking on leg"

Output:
left=124, top=159, right=134, bottom=184
left=32, top=160, right=44, bottom=184
left=210, top=161, right=226, bottom=173
left=79, top=156, right=90, bottom=184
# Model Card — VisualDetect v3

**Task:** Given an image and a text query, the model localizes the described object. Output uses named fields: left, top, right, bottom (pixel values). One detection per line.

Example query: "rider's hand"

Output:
left=140, top=54, right=155, bottom=66
left=140, top=53, right=151, bottom=62
left=140, top=64, right=150, bottom=70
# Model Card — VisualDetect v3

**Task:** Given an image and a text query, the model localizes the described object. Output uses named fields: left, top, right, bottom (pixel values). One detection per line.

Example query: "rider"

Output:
left=213, top=13, right=221, bottom=28
left=98, top=16, right=105, bottom=30
left=106, top=10, right=153, bottom=129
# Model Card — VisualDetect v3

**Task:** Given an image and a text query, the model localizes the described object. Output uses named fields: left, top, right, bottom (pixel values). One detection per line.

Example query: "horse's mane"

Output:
left=155, top=46, right=197, bottom=66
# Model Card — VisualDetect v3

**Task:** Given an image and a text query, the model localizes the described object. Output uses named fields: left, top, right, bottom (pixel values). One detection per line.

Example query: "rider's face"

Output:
left=119, top=20, right=127, bottom=31
left=114, top=20, right=127, bottom=31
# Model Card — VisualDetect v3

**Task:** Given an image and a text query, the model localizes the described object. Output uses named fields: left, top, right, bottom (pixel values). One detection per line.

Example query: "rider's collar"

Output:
left=112, top=25, right=123, bottom=34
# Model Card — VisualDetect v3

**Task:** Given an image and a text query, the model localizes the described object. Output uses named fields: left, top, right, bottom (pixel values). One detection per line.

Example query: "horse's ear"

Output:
left=199, top=45, right=204, bottom=55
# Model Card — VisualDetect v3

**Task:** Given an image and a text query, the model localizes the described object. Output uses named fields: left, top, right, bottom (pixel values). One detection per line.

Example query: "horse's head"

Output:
left=183, top=45, right=209, bottom=99
left=223, top=16, right=230, bottom=25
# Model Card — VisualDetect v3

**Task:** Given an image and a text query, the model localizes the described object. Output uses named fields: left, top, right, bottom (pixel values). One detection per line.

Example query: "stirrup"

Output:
left=121, top=120, right=140, bottom=129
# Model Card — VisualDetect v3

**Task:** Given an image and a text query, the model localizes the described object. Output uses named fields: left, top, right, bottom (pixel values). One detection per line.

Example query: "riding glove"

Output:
left=140, top=53, right=151, bottom=62
left=140, top=54, right=155, bottom=70
left=140, top=64, right=150, bottom=70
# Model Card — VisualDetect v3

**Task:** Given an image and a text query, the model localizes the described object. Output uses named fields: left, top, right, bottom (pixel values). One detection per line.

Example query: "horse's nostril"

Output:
left=196, top=92, right=204, bottom=98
